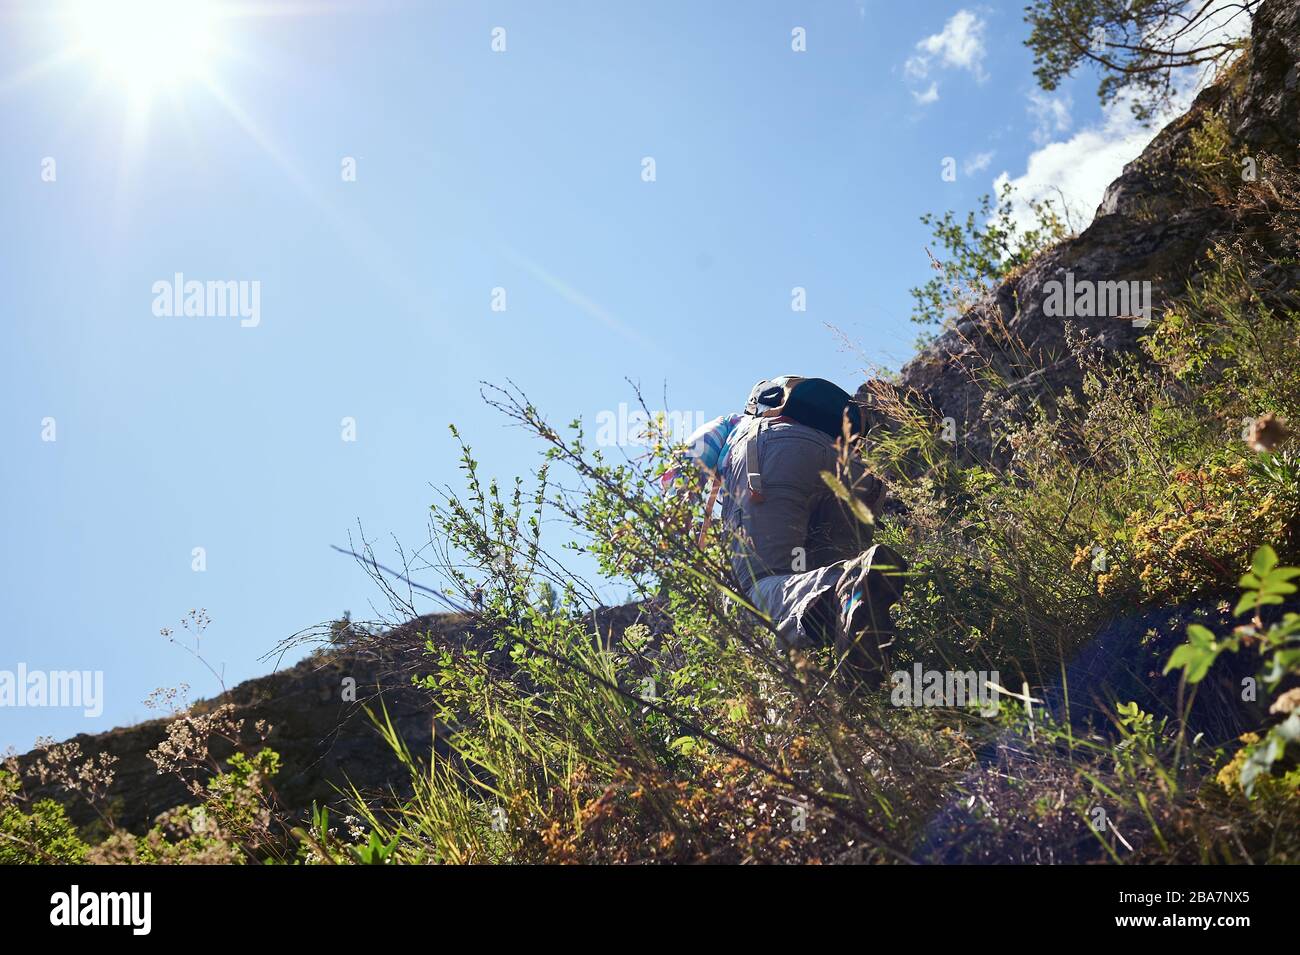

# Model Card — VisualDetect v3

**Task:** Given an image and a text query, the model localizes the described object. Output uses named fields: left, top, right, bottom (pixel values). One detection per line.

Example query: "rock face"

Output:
left=17, top=0, right=1300, bottom=843
left=15, top=604, right=656, bottom=833
left=888, top=0, right=1300, bottom=459
left=1234, top=0, right=1300, bottom=161
left=15, top=615, right=452, bottom=832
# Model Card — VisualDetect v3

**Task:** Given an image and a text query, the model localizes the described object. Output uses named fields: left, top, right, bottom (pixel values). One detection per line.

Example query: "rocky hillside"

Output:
left=16, top=602, right=653, bottom=833
left=15, top=615, right=449, bottom=831
left=17, top=0, right=1300, bottom=842
left=876, top=0, right=1300, bottom=457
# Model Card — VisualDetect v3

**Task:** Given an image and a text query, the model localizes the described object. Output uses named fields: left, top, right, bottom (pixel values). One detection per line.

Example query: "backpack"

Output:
left=696, top=376, right=865, bottom=545
left=744, top=376, right=863, bottom=439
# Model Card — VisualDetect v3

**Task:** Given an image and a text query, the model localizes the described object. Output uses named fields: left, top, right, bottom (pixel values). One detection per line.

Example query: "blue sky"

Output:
left=0, top=0, right=1150, bottom=750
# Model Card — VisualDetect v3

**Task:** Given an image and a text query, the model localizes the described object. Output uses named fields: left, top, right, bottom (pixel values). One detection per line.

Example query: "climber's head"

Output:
left=745, top=376, right=864, bottom=440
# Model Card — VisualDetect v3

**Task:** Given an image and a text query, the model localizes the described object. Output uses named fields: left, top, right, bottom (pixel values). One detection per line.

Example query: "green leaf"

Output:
left=1239, top=715, right=1299, bottom=796
left=669, top=736, right=699, bottom=756
left=1252, top=545, right=1279, bottom=578
left=1164, top=625, right=1221, bottom=684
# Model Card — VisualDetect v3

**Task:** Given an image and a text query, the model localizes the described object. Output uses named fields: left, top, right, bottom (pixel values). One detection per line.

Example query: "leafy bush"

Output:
left=1127, top=458, right=1300, bottom=600
left=311, top=142, right=1300, bottom=863
left=909, top=182, right=1072, bottom=343
left=13, top=85, right=1300, bottom=868
left=1166, top=546, right=1300, bottom=795
left=0, top=771, right=88, bottom=865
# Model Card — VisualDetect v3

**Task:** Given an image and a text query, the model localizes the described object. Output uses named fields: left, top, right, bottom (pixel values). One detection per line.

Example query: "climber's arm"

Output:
left=658, top=413, right=743, bottom=495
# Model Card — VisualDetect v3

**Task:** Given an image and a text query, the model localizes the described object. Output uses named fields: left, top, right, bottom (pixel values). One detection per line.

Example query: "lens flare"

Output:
left=69, top=0, right=221, bottom=96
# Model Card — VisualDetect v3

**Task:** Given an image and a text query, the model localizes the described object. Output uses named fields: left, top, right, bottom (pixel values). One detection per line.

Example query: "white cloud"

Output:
left=1027, top=91, right=1072, bottom=145
left=994, top=0, right=1252, bottom=235
left=912, top=81, right=940, bottom=105
left=906, top=10, right=988, bottom=83
left=991, top=79, right=1209, bottom=239
left=993, top=92, right=1177, bottom=234
left=963, top=150, right=994, bottom=176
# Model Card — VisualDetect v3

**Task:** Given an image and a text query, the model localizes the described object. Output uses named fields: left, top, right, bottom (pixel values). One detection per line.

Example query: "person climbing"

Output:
left=661, top=376, right=907, bottom=688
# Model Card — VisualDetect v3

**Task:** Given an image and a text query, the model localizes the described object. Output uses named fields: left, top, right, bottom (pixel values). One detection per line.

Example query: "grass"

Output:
left=4, top=68, right=1300, bottom=865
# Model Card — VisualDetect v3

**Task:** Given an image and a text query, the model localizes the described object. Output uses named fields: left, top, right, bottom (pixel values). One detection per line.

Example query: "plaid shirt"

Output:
left=659, top=413, right=744, bottom=492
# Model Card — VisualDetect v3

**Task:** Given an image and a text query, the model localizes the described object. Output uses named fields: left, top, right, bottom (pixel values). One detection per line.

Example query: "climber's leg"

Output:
left=832, top=544, right=908, bottom=690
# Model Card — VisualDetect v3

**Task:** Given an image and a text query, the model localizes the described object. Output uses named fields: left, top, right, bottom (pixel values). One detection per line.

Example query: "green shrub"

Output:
left=0, top=776, right=88, bottom=865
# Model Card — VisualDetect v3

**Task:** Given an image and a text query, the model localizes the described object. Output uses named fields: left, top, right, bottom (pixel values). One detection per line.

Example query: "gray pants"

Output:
left=748, top=563, right=850, bottom=650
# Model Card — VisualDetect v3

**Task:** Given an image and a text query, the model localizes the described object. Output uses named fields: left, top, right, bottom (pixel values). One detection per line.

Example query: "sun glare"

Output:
left=69, top=0, right=222, bottom=96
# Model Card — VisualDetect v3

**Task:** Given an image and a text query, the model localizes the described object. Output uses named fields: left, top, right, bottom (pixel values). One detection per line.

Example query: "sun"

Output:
left=67, top=0, right=223, bottom=97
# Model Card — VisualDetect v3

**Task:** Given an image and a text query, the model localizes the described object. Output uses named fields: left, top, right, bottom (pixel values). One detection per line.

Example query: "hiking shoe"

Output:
left=833, top=544, right=907, bottom=689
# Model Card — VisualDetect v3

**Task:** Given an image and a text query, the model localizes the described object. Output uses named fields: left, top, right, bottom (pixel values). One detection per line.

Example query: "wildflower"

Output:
left=1269, top=687, right=1300, bottom=715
